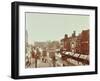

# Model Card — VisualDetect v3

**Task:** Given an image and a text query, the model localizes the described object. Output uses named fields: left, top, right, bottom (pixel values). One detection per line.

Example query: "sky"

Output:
left=25, top=12, right=89, bottom=43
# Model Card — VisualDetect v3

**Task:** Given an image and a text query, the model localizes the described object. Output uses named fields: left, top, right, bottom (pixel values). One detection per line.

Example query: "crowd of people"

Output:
left=25, top=46, right=63, bottom=68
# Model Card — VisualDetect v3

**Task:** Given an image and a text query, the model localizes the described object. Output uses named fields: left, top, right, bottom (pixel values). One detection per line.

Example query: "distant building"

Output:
left=25, top=30, right=28, bottom=53
left=25, top=30, right=28, bottom=44
left=34, top=42, right=47, bottom=49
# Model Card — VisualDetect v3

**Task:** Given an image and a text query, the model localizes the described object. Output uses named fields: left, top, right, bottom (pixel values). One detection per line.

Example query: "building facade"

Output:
left=60, top=30, right=89, bottom=55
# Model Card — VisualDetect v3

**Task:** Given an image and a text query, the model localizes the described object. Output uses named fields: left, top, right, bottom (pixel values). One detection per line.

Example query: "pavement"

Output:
left=26, top=54, right=75, bottom=68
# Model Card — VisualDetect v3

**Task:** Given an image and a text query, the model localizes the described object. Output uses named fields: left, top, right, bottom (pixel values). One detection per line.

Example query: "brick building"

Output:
left=60, top=30, right=89, bottom=55
left=79, top=30, right=89, bottom=54
left=60, top=34, right=70, bottom=51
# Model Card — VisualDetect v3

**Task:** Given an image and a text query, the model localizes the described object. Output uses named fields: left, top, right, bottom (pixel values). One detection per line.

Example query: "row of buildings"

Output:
left=60, top=30, right=89, bottom=55
left=25, top=29, right=89, bottom=55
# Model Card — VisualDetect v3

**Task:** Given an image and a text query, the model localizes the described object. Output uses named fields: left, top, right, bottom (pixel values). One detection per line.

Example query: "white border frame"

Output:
left=19, top=5, right=95, bottom=76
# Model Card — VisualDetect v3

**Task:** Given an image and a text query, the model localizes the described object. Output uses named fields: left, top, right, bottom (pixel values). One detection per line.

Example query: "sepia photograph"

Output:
left=25, top=12, right=90, bottom=68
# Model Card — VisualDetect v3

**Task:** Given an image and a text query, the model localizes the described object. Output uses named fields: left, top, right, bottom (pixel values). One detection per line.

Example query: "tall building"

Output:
left=60, top=34, right=70, bottom=51
left=80, top=30, right=89, bottom=54
left=25, top=30, right=28, bottom=53
left=25, top=30, right=28, bottom=44
left=60, top=30, right=89, bottom=54
left=69, top=31, right=77, bottom=53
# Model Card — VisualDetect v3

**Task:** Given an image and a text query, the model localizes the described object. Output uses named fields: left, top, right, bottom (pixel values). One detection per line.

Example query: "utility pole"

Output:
left=52, top=52, right=56, bottom=67
left=35, top=54, right=37, bottom=68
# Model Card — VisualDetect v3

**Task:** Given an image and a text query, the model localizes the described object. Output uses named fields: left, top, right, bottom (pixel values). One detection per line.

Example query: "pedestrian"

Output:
left=42, top=48, right=47, bottom=63
left=31, top=48, right=36, bottom=64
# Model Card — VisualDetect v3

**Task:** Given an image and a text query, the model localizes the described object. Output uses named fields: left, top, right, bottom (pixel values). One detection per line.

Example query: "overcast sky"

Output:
left=25, top=12, right=89, bottom=43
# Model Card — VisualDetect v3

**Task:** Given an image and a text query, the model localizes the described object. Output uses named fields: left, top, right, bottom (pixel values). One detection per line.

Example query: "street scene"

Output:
left=25, top=30, right=89, bottom=68
left=25, top=12, right=89, bottom=68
